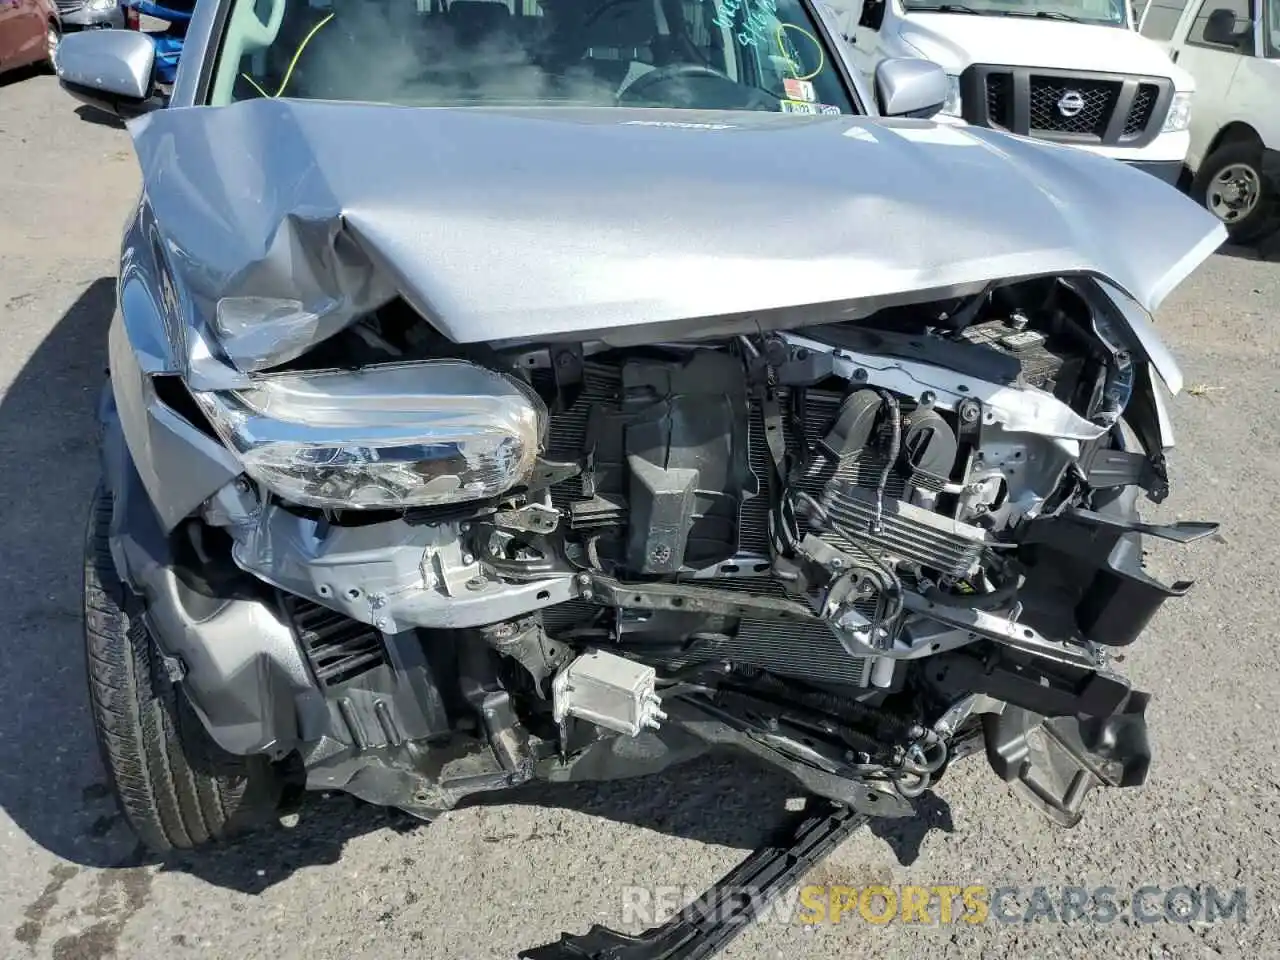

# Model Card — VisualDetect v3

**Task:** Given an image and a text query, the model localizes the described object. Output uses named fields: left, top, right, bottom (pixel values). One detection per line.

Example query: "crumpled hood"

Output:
left=897, top=13, right=1194, bottom=87
left=129, top=99, right=1222, bottom=368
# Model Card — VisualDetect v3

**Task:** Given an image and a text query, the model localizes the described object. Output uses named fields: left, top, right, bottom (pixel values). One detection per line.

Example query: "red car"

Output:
left=0, top=0, right=59, bottom=78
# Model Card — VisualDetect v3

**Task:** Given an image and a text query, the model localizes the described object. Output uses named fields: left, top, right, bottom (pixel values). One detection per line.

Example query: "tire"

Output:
left=83, top=484, right=281, bottom=853
left=1191, top=140, right=1280, bottom=245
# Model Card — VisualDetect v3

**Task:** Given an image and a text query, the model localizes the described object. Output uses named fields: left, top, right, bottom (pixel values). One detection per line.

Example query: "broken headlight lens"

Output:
left=192, top=361, right=544, bottom=510
left=213, top=296, right=336, bottom=374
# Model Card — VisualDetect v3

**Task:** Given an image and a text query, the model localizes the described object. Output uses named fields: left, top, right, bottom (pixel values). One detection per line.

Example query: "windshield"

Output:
left=1268, top=0, right=1279, bottom=57
left=214, top=0, right=859, bottom=113
left=902, top=0, right=1129, bottom=26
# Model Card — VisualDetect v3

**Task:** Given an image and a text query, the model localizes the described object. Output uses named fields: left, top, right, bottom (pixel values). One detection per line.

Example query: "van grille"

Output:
left=963, top=66, right=1172, bottom=148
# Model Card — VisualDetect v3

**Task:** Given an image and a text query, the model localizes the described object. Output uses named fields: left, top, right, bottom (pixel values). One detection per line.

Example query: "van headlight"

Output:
left=192, top=361, right=545, bottom=510
left=1161, top=92, right=1192, bottom=133
left=939, top=74, right=962, bottom=118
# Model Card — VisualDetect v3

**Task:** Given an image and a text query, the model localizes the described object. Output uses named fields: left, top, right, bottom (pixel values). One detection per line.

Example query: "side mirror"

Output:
left=874, top=58, right=948, bottom=119
left=1202, top=8, right=1252, bottom=50
left=56, top=29, right=163, bottom=119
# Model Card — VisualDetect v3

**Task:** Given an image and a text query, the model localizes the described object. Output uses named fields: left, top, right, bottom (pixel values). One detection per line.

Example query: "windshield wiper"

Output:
left=999, top=9, right=1084, bottom=20
left=912, top=4, right=1089, bottom=19
left=910, top=4, right=987, bottom=14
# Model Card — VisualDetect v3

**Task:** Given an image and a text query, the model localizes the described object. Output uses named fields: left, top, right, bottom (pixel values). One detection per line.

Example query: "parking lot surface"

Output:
left=1, top=69, right=1277, bottom=960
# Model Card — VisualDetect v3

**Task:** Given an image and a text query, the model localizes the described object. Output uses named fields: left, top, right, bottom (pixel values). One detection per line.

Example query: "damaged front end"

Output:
left=105, top=277, right=1218, bottom=831
left=99, top=101, right=1226, bottom=840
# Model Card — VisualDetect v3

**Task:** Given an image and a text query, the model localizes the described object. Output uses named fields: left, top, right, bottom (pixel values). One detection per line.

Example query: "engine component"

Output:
left=636, top=616, right=875, bottom=688
left=958, top=316, right=1075, bottom=395
left=552, top=649, right=666, bottom=737
left=726, top=617, right=873, bottom=686
left=479, top=616, right=571, bottom=691
left=544, top=577, right=877, bottom=687
left=493, top=503, right=561, bottom=534
left=899, top=405, right=957, bottom=488
left=814, top=481, right=987, bottom=578
left=818, top=390, right=881, bottom=461
left=552, top=352, right=753, bottom=574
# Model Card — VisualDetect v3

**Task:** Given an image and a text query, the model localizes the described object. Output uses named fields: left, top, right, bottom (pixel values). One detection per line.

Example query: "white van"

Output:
left=1138, top=0, right=1279, bottom=241
left=826, top=0, right=1197, bottom=183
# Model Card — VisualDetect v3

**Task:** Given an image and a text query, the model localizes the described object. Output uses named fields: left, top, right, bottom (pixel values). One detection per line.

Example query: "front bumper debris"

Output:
left=983, top=697, right=1152, bottom=828
left=521, top=801, right=868, bottom=960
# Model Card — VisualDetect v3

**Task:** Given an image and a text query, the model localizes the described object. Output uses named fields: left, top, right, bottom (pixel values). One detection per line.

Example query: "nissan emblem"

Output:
left=1057, top=90, right=1086, bottom=118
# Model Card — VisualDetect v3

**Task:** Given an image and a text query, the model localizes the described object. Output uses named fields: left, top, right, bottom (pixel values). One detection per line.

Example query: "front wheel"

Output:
left=1191, top=141, right=1280, bottom=244
left=82, top=485, right=282, bottom=853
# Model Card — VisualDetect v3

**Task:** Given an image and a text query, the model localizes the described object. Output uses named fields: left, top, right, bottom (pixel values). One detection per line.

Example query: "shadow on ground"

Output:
left=0, top=63, right=47, bottom=90
left=1219, top=236, right=1280, bottom=262
left=0, top=278, right=953, bottom=903
left=74, top=104, right=126, bottom=130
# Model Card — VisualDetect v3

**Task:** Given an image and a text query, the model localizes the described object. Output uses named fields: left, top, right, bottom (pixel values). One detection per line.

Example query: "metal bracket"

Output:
left=494, top=503, right=562, bottom=534
left=525, top=458, right=583, bottom=492
left=582, top=574, right=815, bottom=622
left=1058, top=507, right=1218, bottom=545
left=901, top=592, right=1101, bottom=670
left=161, top=654, right=187, bottom=683
left=1075, top=444, right=1169, bottom=501
left=552, top=344, right=585, bottom=413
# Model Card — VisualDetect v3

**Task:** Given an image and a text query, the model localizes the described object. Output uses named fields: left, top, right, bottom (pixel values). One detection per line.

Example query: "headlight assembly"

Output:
left=938, top=75, right=962, bottom=119
left=192, top=361, right=545, bottom=510
left=1161, top=91, right=1192, bottom=134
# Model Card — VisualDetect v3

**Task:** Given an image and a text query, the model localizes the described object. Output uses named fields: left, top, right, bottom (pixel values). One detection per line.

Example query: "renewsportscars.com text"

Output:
left=620, top=884, right=1248, bottom=927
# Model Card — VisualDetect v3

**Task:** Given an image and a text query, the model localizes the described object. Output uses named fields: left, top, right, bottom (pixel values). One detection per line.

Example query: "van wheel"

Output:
left=83, top=485, right=282, bottom=853
left=1192, top=141, right=1280, bottom=244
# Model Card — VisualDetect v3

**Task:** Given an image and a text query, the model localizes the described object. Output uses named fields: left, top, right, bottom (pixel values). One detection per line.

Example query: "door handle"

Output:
left=1170, top=49, right=1179, bottom=62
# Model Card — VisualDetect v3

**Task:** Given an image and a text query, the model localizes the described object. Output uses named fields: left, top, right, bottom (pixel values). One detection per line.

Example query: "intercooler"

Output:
left=539, top=584, right=874, bottom=687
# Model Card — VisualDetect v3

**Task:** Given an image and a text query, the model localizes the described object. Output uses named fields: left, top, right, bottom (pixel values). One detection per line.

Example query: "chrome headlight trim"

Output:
left=193, top=360, right=545, bottom=510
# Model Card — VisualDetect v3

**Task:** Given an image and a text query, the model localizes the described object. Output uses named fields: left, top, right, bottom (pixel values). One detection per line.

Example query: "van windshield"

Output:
left=903, top=0, right=1128, bottom=26
left=216, top=0, right=859, bottom=114
left=1267, top=0, right=1279, bottom=57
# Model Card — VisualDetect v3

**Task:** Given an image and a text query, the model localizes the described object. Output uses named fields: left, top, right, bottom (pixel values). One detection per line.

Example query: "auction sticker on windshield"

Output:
left=780, top=100, right=841, bottom=115
left=783, top=77, right=816, bottom=102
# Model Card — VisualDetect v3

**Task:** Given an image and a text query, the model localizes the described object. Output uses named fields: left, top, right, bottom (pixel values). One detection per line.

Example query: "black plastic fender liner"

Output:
left=982, top=695, right=1151, bottom=828
left=96, top=400, right=318, bottom=759
left=1020, top=506, right=1218, bottom=648
left=98, top=393, right=177, bottom=599
left=519, top=801, right=869, bottom=960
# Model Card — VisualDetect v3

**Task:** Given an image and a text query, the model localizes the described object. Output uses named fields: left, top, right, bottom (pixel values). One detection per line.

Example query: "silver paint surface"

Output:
left=56, top=29, right=156, bottom=101
left=125, top=99, right=1226, bottom=388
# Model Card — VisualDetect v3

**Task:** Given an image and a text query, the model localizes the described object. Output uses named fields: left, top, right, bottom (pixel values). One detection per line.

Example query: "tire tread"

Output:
left=82, top=485, right=278, bottom=853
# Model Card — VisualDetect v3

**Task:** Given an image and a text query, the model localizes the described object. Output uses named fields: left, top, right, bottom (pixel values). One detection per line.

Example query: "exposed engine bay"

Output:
left=80, top=77, right=1230, bottom=960
left=164, top=274, right=1216, bottom=826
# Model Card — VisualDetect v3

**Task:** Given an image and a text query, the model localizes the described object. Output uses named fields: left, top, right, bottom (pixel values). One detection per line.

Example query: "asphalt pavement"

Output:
left=1, top=68, right=1277, bottom=960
